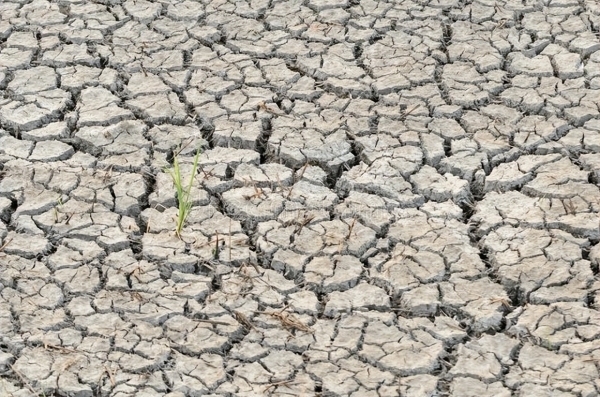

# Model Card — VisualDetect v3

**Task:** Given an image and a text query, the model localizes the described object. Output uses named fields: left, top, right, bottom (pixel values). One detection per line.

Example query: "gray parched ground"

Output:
left=1, top=0, right=600, bottom=396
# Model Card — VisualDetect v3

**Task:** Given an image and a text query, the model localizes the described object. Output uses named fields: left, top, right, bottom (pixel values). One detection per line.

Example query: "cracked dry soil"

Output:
left=1, top=0, right=600, bottom=396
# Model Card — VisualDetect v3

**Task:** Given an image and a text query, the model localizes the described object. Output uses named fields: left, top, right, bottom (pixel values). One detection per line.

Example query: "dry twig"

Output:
left=196, top=318, right=235, bottom=326
left=489, top=297, right=512, bottom=309
left=9, top=365, right=37, bottom=395
left=256, top=307, right=313, bottom=333
left=233, top=310, right=257, bottom=331
left=399, top=104, right=419, bottom=120
left=0, top=238, right=12, bottom=253
left=263, top=379, right=297, bottom=393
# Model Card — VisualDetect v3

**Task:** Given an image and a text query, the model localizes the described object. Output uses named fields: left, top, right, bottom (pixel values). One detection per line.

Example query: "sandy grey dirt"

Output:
left=0, top=0, right=600, bottom=396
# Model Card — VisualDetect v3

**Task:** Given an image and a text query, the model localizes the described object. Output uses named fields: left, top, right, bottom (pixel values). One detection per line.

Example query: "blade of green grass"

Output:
left=166, top=147, right=201, bottom=238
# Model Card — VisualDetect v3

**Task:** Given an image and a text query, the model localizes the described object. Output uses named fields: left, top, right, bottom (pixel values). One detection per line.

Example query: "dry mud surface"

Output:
left=1, top=0, right=600, bottom=396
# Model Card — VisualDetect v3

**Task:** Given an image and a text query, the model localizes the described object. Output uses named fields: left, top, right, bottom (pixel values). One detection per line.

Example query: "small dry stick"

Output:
left=233, top=310, right=257, bottom=331
left=59, top=357, right=81, bottom=372
left=214, top=231, right=220, bottom=260
left=256, top=307, right=313, bottom=333
left=104, top=365, right=116, bottom=387
left=243, top=184, right=264, bottom=200
left=10, top=365, right=37, bottom=395
left=131, top=292, right=145, bottom=302
left=264, top=379, right=296, bottom=393
left=196, top=318, right=234, bottom=326
left=200, top=168, right=215, bottom=179
left=0, top=238, right=13, bottom=253
left=562, top=199, right=576, bottom=215
left=129, top=265, right=145, bottom=283
left=399, top=104, right=419, bottom=120
left=337, top=238, right=345, bottom=254
left=102, top=164, right=114, bottom=183
left=287, top=163, right=309, bottom=199
left=64, top=213, right=75, bottom=225
left=228, top=219, right=232, bottom=262
left=257, top=101, right=293, bottom=119
left=43, top=342, right=79, bottom=354
left=240, top=260, right=262, bottom=276
left=295, top=213, right=314, bottom=235
left=297, top=162, right=309, bottom=180
left=199, top=261, right=215, bottom=271
left=172, top=137, right=195, bottom=158
left=489, top=297, right=512, bottom=309
left=275, top=173, right=285, bottom=193
left=346, top=217, right=357, bottom=241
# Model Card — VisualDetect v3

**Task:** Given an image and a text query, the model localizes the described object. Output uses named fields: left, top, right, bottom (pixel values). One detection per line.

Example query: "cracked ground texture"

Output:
left=1, top=0, right=600, bottom=396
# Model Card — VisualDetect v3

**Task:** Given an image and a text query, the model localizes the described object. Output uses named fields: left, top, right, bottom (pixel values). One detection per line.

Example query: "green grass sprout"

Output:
left=166, top=147, right=201, bottom=238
